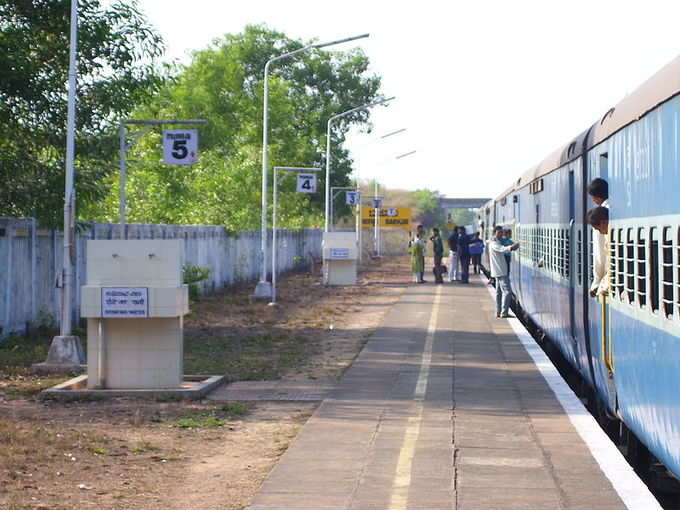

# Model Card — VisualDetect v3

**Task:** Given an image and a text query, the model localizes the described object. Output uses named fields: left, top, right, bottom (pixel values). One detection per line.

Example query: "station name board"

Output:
left=361, top=206, right=412, bottom=229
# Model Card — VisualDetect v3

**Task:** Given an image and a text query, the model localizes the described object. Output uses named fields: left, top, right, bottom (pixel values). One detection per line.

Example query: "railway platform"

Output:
left=246, top=277, right=660, bottom=510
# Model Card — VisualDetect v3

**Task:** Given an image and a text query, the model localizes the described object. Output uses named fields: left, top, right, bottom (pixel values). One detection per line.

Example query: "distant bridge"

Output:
left=439, top=197, right=491, bottom=209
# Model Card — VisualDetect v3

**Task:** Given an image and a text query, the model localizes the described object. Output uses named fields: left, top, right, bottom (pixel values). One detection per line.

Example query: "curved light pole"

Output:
left=355, top=128, right=407, bottom=262
left=324, top=96, right=395, bottom=233
left=371, top=149, right=417, bottom=257
left=253, top=33, right=370, bottom=299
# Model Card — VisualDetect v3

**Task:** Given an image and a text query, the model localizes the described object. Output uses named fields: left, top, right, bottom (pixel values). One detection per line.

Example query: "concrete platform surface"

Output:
left=246, top=278, right=658, bottom=510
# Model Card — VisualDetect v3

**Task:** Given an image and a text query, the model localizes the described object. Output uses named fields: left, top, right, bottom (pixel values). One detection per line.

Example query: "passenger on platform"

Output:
left=458, top=226, right=471, bottom=284
left=469, top=232, right=484, bottom=274
left=489, top=226, right=520, bottom=318
left=587, top=206, right=610, bottom=297
left=447, top=226, right=460, bottom=282
left=410, top=224, right=426, bottom=284
left=588, top=178, right=610, bottom=298
left=430, top=228, right=445, bottom=284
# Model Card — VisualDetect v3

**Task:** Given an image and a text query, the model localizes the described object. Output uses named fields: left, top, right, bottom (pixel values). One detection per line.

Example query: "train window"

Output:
left=616, top=229, right=625, bottom=300
left=588, top=228, right=594, bottom=288
left=649, top=227, right=659, bottom=313
left=625, top=228, right=635, bottom=304
left=637, top=228, right=647, bottom=308
left=677, top=227, right=680, bottom=318
left=576, top=228, right=582, bottom=286
left=662, top=227, right=673, bottom=318
left=565, top=228, right=570, bottom=279
left=600, top=153, right=609, bottom=178
left=609, top=229, right=617, bottom=300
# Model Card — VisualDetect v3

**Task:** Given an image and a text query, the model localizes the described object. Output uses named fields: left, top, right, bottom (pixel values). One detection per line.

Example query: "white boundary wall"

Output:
left=0, top=217, right=322, bottom=337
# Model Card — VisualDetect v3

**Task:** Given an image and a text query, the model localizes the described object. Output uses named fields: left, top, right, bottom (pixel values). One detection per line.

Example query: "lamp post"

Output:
left=355, top=128, right=407, bottom=262
left=38, top=0, right=85, bottom=371
left=370, top=149, right=416, bottom=257
left=270, top=167, right=322, bottom=305
left=253, top=33, right=370, bottom=300
left=324, top=97, right=395, bottom=233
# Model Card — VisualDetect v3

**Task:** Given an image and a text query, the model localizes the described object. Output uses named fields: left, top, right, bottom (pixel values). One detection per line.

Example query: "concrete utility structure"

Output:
left=80, top=239, right=188, bottom=389
left=322, top=231, right=358, bottom=285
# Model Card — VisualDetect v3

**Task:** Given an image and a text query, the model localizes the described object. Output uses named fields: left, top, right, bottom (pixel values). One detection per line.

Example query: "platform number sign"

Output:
left=345, top=191, right=359, bottom=205
left=163, top=130, right=198, bottom=165
left=296, top=173, right=317, bottom=193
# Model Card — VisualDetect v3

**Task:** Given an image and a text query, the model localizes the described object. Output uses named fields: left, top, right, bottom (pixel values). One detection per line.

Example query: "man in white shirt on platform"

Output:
left=588, top=178, right=610, bottom=297
left=488, top=226, right=520, bottom=318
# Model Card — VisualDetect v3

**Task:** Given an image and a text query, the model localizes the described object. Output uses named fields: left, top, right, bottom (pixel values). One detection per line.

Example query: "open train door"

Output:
left=568, top=170, right=577, bottom=344
left=512, top=194, right=521, bottom=300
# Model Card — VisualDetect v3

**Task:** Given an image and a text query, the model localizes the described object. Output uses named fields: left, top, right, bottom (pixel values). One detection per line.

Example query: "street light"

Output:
left=354, top=127, right=407, bottom=262
left=370, top=150, right=416, bottom=257
left=324, top=96, right=395, bottom=233
left=41, top=0, right=85, bottom=371
left=253, top=33, right=370, bottom=300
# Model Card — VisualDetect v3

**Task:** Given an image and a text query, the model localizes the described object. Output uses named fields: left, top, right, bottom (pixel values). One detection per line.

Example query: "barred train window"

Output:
left=637, top=228, right=647, bottom=307
left=609, top=229, right=617, bottom=300
left=677, top=227, right=680, bottom=318
left=576, top=229, right=582, bottom=286
left=588, top=228, right=594, bottom=288
left=616, top=229, right=624, bottom=299
left=626, top=228, right=635, bottom=304
left=649, top=227, right=659, bottom=313
left=662, top=227, right=673, bottom=318
left=564, top=229, right=571, bottom=279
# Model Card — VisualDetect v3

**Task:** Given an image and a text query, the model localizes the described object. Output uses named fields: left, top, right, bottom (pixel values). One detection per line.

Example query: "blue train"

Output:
left=480, top=54, right=680, bottom=486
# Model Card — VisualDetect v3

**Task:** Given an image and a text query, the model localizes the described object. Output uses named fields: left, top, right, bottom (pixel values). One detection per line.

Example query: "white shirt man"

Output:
left=590, top=198, right=610, bottom=297
left=488, top=227, right=520, bottom=317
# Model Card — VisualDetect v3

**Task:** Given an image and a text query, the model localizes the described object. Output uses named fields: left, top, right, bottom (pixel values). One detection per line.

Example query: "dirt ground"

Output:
left=1, top=258, right=410, bottom=510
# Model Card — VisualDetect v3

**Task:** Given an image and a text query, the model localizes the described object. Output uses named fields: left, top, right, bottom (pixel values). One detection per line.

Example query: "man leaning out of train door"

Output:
left=587, top=206, right=610, bottom=297
left=588, top=178, right=610, bottom=297
left=489, top=225, right=520, bottom=318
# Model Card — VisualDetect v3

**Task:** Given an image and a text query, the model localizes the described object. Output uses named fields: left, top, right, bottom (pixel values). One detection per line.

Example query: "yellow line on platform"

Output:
left=389, top=285, right=442, bottom=510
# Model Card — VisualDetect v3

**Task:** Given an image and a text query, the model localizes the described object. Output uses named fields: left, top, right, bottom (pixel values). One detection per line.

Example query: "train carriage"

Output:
left=483, top=54, right=680, bottom=481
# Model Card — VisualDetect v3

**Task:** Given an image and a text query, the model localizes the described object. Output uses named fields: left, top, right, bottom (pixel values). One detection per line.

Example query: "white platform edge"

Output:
left=480, top=275, right=662, bottom=510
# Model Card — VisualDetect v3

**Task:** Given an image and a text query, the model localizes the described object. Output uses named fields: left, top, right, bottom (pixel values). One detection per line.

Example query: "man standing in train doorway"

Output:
left=588, top=178, right=610, bottom=297
left=489, top=226, right=520, bottom=317
left=587, top=206, right=610, bottom=297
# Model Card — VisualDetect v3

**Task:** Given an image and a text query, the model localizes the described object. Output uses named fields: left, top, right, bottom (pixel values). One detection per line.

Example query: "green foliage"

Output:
left=169, top=404, right=249, bottom=428
left=413, top=189, right=446, bottom=228
left=0, top=0, right=165, bottom=227
left=86, top=24, right=383, bottom=229
left=449, top=208, right=476, bottom=227
left=183, top=265, right=211, bottom=300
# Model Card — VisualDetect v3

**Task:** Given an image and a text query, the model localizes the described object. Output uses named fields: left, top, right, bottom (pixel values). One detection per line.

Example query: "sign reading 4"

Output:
left=296, top=173, right=317, bottom=193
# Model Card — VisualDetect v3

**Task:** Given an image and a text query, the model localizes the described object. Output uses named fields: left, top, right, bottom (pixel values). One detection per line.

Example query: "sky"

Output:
left=134, top=0, right=680, bottom=200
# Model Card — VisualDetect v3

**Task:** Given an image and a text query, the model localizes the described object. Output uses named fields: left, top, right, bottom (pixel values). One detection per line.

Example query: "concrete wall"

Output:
left=0, top=217, right=322, bottom=337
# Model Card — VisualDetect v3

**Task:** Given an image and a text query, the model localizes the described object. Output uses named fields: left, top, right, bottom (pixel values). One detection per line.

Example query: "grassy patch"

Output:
left=131, top=442, right=161, bottom=453
left=168, top=403, right=250, bottom=429
left=184, top=330, right=313, bottom=381
left=0, top=370, right=68, bottom=400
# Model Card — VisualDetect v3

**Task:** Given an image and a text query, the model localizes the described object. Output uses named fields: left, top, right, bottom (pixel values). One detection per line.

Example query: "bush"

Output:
left=182, top=265, right=211, bottom=300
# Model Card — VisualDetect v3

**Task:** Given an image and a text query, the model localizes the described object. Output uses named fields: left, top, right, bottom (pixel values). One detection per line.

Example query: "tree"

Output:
left=0, top=0, right=164, bottom=226
left=448, top=208, right=476, bottom=227
left=87, top=25, right=383, bottom=229
left=413, top=189, right=446, bottom=228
